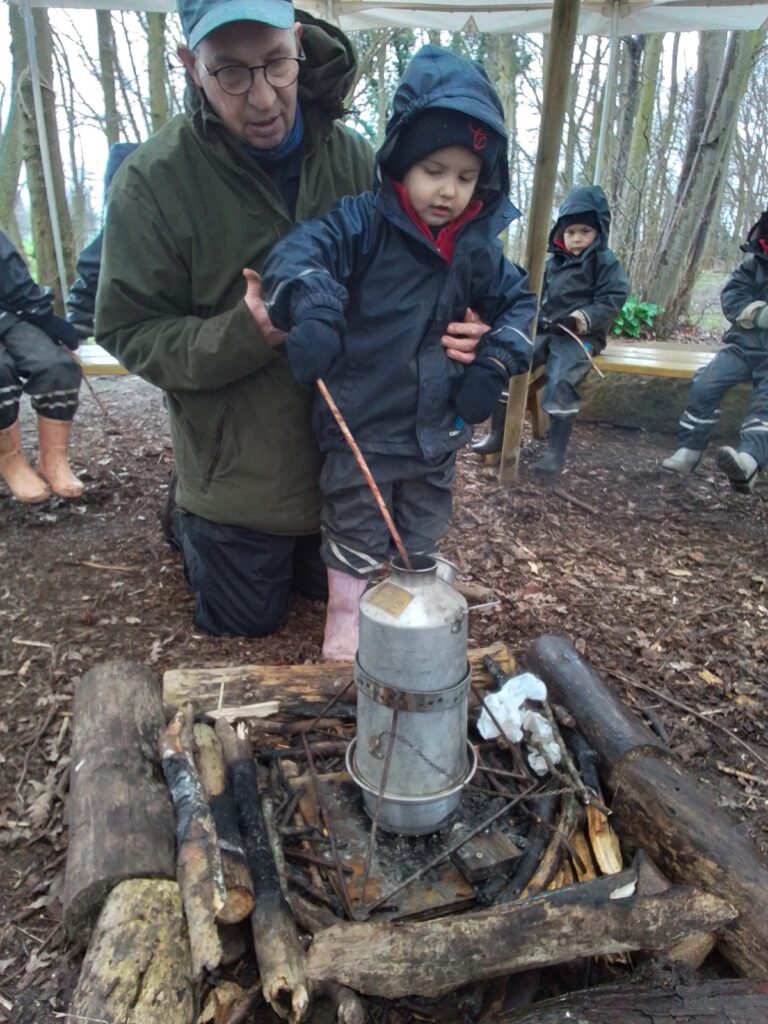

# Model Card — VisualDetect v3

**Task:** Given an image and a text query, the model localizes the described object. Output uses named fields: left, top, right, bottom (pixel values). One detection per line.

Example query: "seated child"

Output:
left=530, top=185, right=628, bottom=475
left=0, top=231, right=82, bottom=502
left=663, top=209, right=768, bottom=493
left=262, top=44, right=536, bottom=660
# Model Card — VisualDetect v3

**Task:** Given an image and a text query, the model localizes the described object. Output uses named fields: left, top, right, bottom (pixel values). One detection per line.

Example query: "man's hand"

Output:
left=243, top=268, right=286, bottom=347
left=441, top=307, right=489, bottom=364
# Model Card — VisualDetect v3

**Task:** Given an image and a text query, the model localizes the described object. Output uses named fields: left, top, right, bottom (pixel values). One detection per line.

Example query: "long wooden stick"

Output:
left=556, top=322, right=606, bottom=379
left=316, top=378, right=411, bottom=568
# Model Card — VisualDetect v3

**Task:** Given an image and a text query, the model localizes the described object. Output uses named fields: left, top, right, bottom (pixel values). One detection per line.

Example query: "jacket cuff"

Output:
left=736, top=300, right=766, bottom=329
left=292, top=291, right=344, bottom=323
left=572, top=309, right=590, bottom=334
left=480, top=343, right=522, bottom=377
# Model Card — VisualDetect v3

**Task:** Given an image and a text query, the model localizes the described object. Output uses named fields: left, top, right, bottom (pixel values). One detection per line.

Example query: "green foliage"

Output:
left=613, top=296, right=663, bottom=338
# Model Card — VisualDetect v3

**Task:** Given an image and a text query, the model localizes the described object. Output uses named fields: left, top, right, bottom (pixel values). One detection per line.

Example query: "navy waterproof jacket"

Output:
left=263, top=45, right=536, bottom=458
left=720, top=210, right=768, bottom=353
left=540, top=185, right=628, bottom=353
left=0, top=231, right=54, bottom=338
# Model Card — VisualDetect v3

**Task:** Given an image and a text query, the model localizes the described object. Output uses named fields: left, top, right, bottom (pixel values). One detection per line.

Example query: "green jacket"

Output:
left=96, top=15, right=374, bottom=533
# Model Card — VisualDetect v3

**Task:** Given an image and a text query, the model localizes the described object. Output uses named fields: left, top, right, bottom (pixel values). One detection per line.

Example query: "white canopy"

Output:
left=15, top=0, right=768, bottom=34
left=11, top=0, right=767, bottom=307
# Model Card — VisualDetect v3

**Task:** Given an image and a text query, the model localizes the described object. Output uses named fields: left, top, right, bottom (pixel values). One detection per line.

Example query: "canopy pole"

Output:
left=593, top=0, right=621, bottom=187
left=20, top=0, right=69, bottom=300
left=498, top=0, right=580, bottom=486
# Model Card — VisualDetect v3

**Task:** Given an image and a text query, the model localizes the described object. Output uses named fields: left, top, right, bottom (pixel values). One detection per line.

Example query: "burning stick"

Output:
left=216, top=719, right=310, bottom=1023
left=160, top=704, right=226, bottom=978
left=556, top=321, right=606, bottom=379
left=316, top=378, right=411, bottom=568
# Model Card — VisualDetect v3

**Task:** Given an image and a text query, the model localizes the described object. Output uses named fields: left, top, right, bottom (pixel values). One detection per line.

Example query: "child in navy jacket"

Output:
left=663, top=209, right=768, bottom=493
left=530, top=186, right=628, bottom=475
left=263, top=44, right=536, bottom=659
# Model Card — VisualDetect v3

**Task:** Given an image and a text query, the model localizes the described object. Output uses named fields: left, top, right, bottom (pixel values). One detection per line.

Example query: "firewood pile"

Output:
left=62, top=638, right=768, bottom=1024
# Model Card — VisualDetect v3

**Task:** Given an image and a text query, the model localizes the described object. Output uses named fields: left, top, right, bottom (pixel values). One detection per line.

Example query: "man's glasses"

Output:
left=205, top=50, right=305, bottom=95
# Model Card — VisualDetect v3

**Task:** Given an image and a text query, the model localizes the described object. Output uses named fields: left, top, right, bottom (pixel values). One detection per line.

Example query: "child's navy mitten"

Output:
left=29, top=312, right=81, bottom=351
left=454, top=357, right=508, bottom=424
left=285, top=309, right=343, bottom=387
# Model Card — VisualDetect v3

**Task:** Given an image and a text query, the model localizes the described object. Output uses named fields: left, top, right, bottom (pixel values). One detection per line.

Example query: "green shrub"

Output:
left=613, top=296, right=662, bottom=338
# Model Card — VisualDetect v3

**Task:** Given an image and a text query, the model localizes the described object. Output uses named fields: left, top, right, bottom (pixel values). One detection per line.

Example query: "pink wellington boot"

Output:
left=36, top=415, right=84, bottom=499
left=0, top=421, right=50, bottom=503
left=321, top=568, right=368, bottom=662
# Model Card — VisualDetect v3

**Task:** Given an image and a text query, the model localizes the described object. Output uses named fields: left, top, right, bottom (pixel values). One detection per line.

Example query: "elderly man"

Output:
left=97, top=0, right=484, bottom=638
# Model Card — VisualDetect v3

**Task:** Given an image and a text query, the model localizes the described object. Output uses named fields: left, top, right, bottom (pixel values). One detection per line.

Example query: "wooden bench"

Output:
left=497, top=340, right=720, bottom=482
left=76, top=343, right=128, bottom=376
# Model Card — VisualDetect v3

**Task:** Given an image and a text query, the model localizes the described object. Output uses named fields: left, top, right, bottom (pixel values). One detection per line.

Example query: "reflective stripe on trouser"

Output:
left=319, top=450, right=456, bottom=577
left=533, top=333, right=592, bottom=418
left=676, top=343, right=768, bottom=465
left=0, top=321, right=81, bottom=423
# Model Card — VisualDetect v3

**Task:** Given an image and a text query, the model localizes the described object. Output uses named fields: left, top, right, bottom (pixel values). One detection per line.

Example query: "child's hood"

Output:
left=742, top=209, right=768, bottom=258
left=375, top=44, right=510, bottom=196
left=549, top=185, right=611, bottom=252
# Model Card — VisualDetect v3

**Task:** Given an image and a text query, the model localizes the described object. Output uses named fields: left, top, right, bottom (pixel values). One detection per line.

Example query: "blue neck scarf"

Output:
left=244, top=105, right=304, bottom=166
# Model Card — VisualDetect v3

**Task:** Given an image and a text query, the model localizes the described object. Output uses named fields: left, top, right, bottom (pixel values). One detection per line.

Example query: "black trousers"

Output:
left=0, top=321, right=81, bottom=429
left=171, top=507, right=327, bottom=637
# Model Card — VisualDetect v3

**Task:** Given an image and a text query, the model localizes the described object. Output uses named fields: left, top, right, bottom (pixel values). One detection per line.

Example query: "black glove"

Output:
left=285, top=315, right=343, bottom=387
left=29, top=311, right=81, bottom=351
left=454, top=357, right=509, bottom=424
left=554, top=316, right=580, bottom=337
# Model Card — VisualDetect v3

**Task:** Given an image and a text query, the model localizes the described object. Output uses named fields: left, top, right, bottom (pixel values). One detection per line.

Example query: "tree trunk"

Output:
left=69, top=878, right=195, bottom=1024
left=19, top=7, right=75, bottom=304
left=650, top=30, right=764, bottom=332
left=614, top=34, right=663, bottom=268
left=147, top=12, right=170, bottom=133
left=63, top=660, right=176, bottom=943
left=526, top=635, right=768, bottom=979
left=97, top=10, right=120, bottom=147
left=0, top=3, right=25, bottom=246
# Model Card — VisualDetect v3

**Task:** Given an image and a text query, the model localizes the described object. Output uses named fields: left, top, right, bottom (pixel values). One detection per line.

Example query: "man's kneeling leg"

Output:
left=173, top=510, right=296, bottom=637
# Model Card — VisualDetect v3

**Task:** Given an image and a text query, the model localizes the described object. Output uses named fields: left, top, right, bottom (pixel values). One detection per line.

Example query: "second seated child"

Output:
left=527, top=185, right=628, bottom=475
left=262, top=44, right=536, bottom=660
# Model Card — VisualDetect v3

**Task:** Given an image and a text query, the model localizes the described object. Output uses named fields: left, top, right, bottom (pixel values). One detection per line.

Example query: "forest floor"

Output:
left=1, top=353, right=766, bottom=1022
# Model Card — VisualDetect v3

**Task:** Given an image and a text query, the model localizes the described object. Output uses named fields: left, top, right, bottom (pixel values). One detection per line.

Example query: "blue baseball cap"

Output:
left=179, top=0, right=295, bottom=49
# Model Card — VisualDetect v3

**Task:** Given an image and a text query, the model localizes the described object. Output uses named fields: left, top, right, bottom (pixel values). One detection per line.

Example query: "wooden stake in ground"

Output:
left=63, top=660, right=176, bottom=942
left=69, top=878, right=195, bottom=1024
left=216, top=719, right=310, bottom=1023
left=193, top=723, right=255, bottom=924
left=160, top=704, right=226, bottom=978
left=527, top=634, right=768, bottom=979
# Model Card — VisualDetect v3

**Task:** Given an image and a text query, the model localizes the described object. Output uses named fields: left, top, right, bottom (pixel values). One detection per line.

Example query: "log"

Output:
left=526, top=635, right=768, bottom=979
left=526, top=636, right=663, bottom=764
left=160, top=705, right=225, bottom=977
left=610, top=750, right=768, bottom=979
left=163, top=643, right=515, bottom=717
left=500, top=979, right=768, bottom=1023
left=63, top=659, right=176, bottom=941
left=69, top=878, right=195, bottom=1024
left=193, top=723, right=256, bottom=924
left=217, top=719, right=310, bottom=1023
left=304, top=872, right=734, bottom=998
